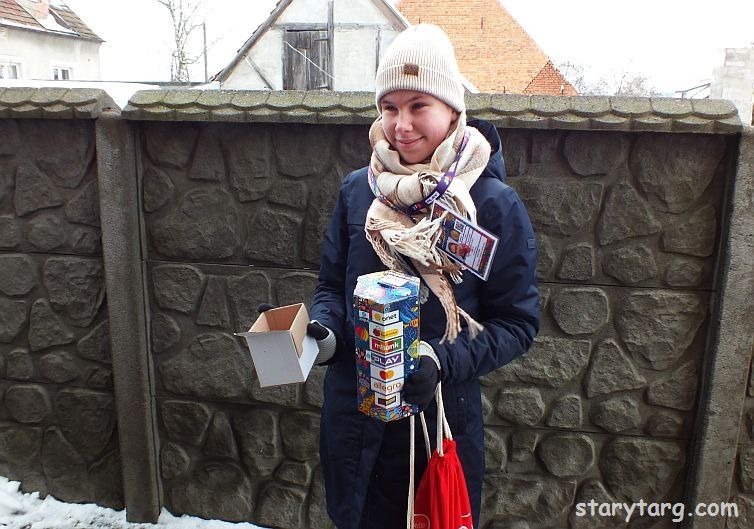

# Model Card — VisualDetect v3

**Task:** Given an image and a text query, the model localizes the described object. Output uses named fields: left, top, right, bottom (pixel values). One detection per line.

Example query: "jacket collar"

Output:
left=468, top=119, right=506, bottom=183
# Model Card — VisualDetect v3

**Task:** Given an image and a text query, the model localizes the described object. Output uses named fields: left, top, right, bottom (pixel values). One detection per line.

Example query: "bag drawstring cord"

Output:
left=407, top=382, right=452, bottom=529
left=408, top=414, right=415, bottom=529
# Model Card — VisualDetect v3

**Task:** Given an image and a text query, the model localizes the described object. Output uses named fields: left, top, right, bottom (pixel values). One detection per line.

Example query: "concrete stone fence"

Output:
left=0, top=87, right=752, bottom=529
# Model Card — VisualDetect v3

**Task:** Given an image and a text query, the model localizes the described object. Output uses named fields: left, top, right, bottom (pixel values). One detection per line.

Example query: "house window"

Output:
left=0, top=61, right=21, bottom=79
left=282, top=29, right=331, bottom=90
left=53, top=66, right=72, bottom=80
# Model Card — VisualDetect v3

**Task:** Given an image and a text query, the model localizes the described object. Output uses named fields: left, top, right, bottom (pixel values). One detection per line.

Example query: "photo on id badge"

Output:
left=431, top=199, right=499, bottom=280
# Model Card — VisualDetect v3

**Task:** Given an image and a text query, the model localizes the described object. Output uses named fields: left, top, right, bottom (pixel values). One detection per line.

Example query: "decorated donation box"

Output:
left=353, top=271, right=420, bottom=422
left=235, top=303, right=318, bottom=387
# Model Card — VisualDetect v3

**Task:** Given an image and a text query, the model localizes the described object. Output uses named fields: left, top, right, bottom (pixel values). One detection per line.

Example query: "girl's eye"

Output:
left=412, top=103, right=426, bottom=110
left=382, top=105, right=397, bottom=113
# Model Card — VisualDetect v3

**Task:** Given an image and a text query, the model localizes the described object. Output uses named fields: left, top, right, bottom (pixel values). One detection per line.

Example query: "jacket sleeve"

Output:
left=428, top=185, right=540, bottom=385
left=309, top=176, right=350, bottom=363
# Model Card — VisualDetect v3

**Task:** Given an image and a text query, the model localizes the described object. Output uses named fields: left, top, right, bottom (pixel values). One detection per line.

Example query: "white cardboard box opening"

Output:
left=235, top=303, right=319, bottom=387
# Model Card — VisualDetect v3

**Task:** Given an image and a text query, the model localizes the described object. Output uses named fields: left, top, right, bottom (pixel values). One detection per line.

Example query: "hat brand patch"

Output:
left=403, top=63, right=420, bottom=76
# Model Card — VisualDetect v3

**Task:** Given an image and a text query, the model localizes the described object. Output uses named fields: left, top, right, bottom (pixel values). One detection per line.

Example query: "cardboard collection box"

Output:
left=353, top=271, right=420, bottom=422
left=235, top=303, right=318, bottom=387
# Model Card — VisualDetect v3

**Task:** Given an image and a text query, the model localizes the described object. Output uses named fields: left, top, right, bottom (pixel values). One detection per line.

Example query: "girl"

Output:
left=309, top=24, right=539, bottom=529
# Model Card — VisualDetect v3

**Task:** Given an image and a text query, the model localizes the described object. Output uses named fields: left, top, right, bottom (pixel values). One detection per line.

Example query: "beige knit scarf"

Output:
left=365, top=113, right=491, bottom=343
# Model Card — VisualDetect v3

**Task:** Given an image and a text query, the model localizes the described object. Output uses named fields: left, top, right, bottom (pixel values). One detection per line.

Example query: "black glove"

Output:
left=403, top=354, right=440, bottom=412
left=306, top=320, right=330, bottom=340
left=257, top=304, right=336, bottom=364
left=257, top=303, right=276, bottom=313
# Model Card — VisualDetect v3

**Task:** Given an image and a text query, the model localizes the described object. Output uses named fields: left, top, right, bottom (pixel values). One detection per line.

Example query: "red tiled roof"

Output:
left=524, top=61, right=578, bottom=96
left=0, top=0, right=43, bottom=28
left=0, top=0, right=101, bottom=41
left=50, top=2, right=102, bottom=41
left=395, top=0, right=575, bottom=95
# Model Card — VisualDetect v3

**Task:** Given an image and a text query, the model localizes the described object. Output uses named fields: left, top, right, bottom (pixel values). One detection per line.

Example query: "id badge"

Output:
left=431, top=199, right=499, bottom=281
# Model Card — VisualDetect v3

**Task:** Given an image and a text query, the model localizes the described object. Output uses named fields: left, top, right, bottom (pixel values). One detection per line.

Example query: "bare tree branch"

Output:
left=557, top=61, right=661, bottom=96
left=155, top=0, right=206, bottom=82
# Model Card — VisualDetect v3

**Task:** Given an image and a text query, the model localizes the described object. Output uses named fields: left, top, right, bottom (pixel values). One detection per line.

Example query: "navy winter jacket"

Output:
left=310, top=120, right=539, bottom=529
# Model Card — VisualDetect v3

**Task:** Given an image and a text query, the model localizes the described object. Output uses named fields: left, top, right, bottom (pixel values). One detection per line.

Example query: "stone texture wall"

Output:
left=1, top=89, right=752, bottom=529
left=141, top=122, right=368, bottom=528
left=482, top=129, right=727, bottom=528
left=733, top=363, right=754, bottom=528
left=137, top=118, right=733, bottom=528
left=0, top=118, right=122, bottom=508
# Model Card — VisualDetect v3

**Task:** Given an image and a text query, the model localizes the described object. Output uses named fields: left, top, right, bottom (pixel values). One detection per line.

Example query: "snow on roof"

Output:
left=49, top=1, right=102, bottom=41
left=36, top=10, right=74, bottom=33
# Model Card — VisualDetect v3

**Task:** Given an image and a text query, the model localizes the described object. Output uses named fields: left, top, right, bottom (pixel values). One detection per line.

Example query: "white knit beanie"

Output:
left=375, top=24, right=465, bottom=113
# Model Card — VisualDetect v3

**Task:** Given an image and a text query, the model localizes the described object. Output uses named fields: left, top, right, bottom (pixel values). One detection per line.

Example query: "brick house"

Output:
left=395, top=0, right=577, bottom=95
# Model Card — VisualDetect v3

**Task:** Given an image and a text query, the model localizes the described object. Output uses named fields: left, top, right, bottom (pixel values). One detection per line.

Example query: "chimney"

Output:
left=38, top=0, right=49, bottom=19
left=17, top=0, right=50, bottom=21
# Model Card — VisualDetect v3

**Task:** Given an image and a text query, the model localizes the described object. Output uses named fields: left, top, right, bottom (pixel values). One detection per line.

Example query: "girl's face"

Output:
left=379, top=90, right=459, bottom=164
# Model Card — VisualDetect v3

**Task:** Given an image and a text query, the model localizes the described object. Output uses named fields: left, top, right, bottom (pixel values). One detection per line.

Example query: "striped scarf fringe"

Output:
left=365, top=114, right=490, bottom=343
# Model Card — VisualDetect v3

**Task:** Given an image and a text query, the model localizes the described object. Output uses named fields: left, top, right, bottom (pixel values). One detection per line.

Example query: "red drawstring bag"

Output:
left=408, top=382, right=474, bottom=529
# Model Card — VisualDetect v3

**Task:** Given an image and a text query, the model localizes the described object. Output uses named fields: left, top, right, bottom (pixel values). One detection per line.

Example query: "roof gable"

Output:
left=395, top=0, right=555, bottom=93
left=49, top=2, right=102, bottom=41
left=0, top=0, right=101, bottom=41
left=524, top=61, right=578, bottom=96
left=213, top=0, right=409, bottom=83
left=212, top=0, right=292, bottom=83
left=0, top=0, right=43, bottom=29
left=278, top=0, right=327, bottom=23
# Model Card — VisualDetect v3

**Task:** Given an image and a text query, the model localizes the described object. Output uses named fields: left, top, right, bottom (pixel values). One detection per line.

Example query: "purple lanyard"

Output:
left=368, top=132, right=470, bottom=216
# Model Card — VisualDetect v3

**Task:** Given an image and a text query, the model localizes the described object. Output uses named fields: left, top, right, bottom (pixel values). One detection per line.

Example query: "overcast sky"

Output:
left=63, top=0, right=754, bottom=94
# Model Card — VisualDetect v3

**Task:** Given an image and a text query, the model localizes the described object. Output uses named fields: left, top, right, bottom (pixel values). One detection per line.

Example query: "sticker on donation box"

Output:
left=372, top=309, right=399, bottom=325
left=431, top=199, right=499, bottom=281
left=370, top=363, right=405, bottom=382
left=369, top=321, right=403, bottom=340
left=370, top=336, right=403, bottom=355
left=371, top=377, right=404, bottom=394
left=374, top=393, right=402, bottom=409
left=370, top=351, right=403, bottom=369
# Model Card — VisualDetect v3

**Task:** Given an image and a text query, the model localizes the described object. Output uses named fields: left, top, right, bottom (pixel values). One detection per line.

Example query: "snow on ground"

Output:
left=0, top=477, right=267, bottom=529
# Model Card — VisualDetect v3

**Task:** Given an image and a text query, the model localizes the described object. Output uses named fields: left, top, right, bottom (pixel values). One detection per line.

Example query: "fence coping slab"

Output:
left=120, top=89, right=742, bottom=134
left=0, top=87, right=119, bottom=119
